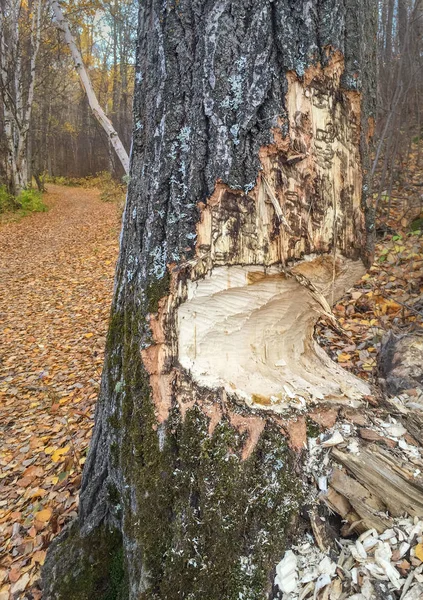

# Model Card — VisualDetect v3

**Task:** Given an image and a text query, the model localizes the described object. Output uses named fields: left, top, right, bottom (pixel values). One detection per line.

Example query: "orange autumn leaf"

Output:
left=31, top=550, right=46, bottom=566
left=28, top=488, right=47, bottom=499
left=34, top=508, right=52, bottom=522
left=415, top=543, right=423, bottom=562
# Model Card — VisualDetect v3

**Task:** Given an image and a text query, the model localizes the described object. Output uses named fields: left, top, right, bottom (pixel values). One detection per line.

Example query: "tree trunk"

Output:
left=384, top=0, right=394, bottom=64
left=43, top=1, right=378, bottom=599
left=0, top=0, right=42, bottom=194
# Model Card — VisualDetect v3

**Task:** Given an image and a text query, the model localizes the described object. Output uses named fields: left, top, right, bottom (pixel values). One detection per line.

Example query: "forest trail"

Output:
left=0, top=185, right=120, bottom=599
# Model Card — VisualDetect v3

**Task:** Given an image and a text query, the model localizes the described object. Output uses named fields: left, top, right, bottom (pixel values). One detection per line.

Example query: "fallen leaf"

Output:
left=415, top=543, right=423, bottom=562
left=28, top=488, right=47, bottom=499
left=32, top=550, right=46, bottom=566
left=8, top=568, right=21, bottom=584
left=337, top=353, right=352, bottom=362
left=11, top=573, right=30, bottom=594
left=51, top=446, right=70, bottom=462
left=34, top=508, right=52, bottom=522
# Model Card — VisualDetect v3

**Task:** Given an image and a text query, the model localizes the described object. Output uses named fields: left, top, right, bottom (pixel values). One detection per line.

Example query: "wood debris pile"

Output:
left=274, top=517, right=423, bottom=599
left=273, top=383, right=423, bottom=600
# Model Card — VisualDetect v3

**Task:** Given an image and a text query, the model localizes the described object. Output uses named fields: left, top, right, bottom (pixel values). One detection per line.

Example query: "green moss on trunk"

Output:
left=45, top=302, right=304, bottom=600
left=113, top=307, right=303, bottom=599
left=42, top=522, right=128, bottom=600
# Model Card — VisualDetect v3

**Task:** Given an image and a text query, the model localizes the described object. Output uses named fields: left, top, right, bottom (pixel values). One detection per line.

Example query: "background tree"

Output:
left=374, top=0, right=423, bottom=219
left=0, top=0, right=137, bottom=189
left=0, top=0, right=43, bottom=194
left=50, top=0, right=130, bottom=174
left=43, top=1, right=377, bottom=599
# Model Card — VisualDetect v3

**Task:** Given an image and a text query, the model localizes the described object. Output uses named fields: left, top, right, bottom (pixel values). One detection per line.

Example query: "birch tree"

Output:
left=0, top=0, right=42, bottom=194
left=42, top=1, right=388, bottom=599
left=50, top=0, right=130, bottom=175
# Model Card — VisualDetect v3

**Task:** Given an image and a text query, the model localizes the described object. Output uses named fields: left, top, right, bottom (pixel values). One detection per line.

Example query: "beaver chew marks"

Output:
left=178, top=260, right=370, bottom=411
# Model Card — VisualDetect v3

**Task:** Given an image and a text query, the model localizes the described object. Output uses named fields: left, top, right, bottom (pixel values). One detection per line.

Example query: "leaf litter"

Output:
left=0, top=185, right=119, bottom=599
left=317, top=191, right=423, bottom=383
left=0, top=178, right=421, bottom=599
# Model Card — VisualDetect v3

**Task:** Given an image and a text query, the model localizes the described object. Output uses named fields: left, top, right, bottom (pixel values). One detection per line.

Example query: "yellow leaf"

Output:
left=35, top=508, right=52, bottom=522
left=384, top=300, right=401, bottom=310
left=51, top=476, right=58, bottom=485
left=362, top=273, right=370, bottom=280
left=338, top=353, right=351, bottom=362
left=415, top=543, right=423, bottom=562
left=44, top=446, right=55, bottom=455
left=28, top=488, right=47, bottom=499
left=30, top=402, right=40, bottom=408
left=51, top=445, right=70, bottom=462
left=84, top=333, right=94, bottom=339
left=32, top=550, right=46, bottom=566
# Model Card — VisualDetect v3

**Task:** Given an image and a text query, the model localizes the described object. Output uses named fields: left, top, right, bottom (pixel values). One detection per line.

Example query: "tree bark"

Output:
left=0, top=0, right=42, bottom=194
left=43, top=1, right=378, bottom=599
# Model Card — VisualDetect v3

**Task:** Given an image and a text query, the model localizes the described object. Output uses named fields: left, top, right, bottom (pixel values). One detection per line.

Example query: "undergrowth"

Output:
left=18, top=189, right=48, bottom=214
left=0, top=185, right=48, bottom=218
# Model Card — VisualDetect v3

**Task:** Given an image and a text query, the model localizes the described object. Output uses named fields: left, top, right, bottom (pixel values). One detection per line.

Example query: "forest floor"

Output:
left=0, top=184, right=421, bottom=599
left=0, top=185, right=120, bottom=599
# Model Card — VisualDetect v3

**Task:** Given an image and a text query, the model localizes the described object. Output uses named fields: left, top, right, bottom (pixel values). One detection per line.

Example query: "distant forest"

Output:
left=0, top=0, right=137, bottom=188
left=0, top=0, right=422, bottom=201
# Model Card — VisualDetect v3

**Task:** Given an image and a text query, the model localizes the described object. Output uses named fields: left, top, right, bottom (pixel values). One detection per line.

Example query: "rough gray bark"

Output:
left=43, top=1, right=377, bottom=599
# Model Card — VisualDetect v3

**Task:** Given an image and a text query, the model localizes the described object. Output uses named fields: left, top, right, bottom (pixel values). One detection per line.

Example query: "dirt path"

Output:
left=0, top=185, right=120, bottom=599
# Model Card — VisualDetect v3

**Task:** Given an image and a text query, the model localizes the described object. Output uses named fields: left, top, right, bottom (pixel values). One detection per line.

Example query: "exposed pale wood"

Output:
left=177, top=260, right=370, bottom=411
left=332, top=445, right=423, bottom=521
left=320, top=486, right=363, bottom=530
left=309, top=509, right=339, bottom=552
left=404, top=414, right=423, bottom=446
left=329, top=467, right=392, bottom=533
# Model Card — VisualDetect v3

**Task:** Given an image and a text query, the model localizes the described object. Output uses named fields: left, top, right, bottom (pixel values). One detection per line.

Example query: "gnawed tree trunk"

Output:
left=50, top=0, right=130, bottom=175
left=43, top=1, right=380, bottom=599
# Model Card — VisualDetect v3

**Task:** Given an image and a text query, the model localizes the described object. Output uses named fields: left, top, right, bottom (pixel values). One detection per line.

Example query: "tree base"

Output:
left=42, top=521, right=127, bottom=600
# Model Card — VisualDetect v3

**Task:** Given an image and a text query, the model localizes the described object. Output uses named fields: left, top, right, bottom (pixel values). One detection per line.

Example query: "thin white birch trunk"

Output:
left=0, top=0, right=42, bottom=194
left=50, top=0, right=130, bottom=175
